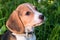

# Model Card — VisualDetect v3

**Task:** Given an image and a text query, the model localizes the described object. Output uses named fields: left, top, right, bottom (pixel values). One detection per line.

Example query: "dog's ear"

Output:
left=6, top=10, right=24, bottom=34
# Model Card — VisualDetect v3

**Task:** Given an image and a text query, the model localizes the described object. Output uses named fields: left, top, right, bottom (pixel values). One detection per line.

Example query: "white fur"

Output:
left=12, top=33, right=36, bottom=40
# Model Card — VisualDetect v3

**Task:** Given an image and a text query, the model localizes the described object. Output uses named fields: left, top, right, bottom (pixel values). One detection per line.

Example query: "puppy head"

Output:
left=6, top=3, right=44, bottom=34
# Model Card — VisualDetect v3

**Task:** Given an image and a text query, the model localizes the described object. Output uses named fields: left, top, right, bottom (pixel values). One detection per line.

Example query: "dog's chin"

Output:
left=33, top=23, right=42, bottom=27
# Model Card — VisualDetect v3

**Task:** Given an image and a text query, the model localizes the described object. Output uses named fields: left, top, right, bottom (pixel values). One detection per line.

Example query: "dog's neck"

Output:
left=12, top=33, right=25, bottom=40
left=12, top=26, right=35, bottom=40
left=12, top=32, right=34, bottom=40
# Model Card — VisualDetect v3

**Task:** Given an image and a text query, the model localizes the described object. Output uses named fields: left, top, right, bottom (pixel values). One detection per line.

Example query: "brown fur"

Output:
left=6, top=10, right=25, bottom=34
left=6, top=3, right=35, bottom=34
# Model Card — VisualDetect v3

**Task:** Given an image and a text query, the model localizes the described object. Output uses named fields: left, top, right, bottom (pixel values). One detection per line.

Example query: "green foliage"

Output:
left=49, top=24, right=60, bottom=40
left=0, top=0, right=60, bottom=40
left=0, top=25, right=7, bottom=35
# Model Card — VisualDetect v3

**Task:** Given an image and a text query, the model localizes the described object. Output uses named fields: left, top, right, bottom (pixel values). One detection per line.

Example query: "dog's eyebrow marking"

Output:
left=26, top=4, right=42, bottom=15
left=27, top=5, right=37, bottom=13
left=26, top=5, right=35, bottom=13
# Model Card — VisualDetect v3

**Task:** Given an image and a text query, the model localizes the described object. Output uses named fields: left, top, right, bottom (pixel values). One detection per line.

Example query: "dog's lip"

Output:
left=33, top=23, right=42, bottom=27
left=33, top=20, right=44, bottom=26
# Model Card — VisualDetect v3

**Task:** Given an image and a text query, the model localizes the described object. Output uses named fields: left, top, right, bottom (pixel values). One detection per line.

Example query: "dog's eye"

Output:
left=25, top=11, right=30, bottom=16
left=35, top=7, right=37, bottom=10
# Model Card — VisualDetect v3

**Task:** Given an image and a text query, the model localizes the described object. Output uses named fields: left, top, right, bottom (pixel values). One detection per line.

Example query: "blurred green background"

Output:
left=0, top=0, right=60, bottom=40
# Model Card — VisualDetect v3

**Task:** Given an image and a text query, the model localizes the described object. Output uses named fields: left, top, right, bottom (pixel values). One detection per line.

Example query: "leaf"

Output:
left=0, top=25, right=7, bottom=35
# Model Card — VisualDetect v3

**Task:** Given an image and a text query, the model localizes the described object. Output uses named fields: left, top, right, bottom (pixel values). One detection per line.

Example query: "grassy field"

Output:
left=0, top=0, right=60, bottom=40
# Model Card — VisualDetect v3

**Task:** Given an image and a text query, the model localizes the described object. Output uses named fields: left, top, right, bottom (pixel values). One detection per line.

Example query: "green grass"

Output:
left=0, top=0, right=60, bottom=40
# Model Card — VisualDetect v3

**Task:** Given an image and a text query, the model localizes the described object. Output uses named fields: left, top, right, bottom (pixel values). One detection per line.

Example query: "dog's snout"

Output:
left=39, top=15, right=44, bottom=20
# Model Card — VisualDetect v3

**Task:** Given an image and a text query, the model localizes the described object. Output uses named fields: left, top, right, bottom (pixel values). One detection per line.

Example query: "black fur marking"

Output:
left=1, top=30, right=16, bottom=40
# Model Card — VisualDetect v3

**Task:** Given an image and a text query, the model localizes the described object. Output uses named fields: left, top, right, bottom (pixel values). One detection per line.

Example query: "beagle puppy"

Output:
left=2, top=3, right=45, bottom=40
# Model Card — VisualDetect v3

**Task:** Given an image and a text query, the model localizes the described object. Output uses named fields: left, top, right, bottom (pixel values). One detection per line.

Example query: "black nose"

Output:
left=39, top=15, right=44, bottom=20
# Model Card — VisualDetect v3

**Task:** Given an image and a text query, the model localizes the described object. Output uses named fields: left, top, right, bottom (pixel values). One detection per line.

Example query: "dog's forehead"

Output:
left=20, top=3, right=34, bottom=8
left=16, top=3, right=34, bottom=11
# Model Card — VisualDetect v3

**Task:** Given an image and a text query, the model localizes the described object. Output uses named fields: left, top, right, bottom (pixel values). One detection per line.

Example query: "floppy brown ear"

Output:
left=6, top=10, right=24, bottom=34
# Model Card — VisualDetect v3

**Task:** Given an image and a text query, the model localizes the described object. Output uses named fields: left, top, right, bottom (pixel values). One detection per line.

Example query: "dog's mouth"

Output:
left=33, top=20, right=44, bottom=27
